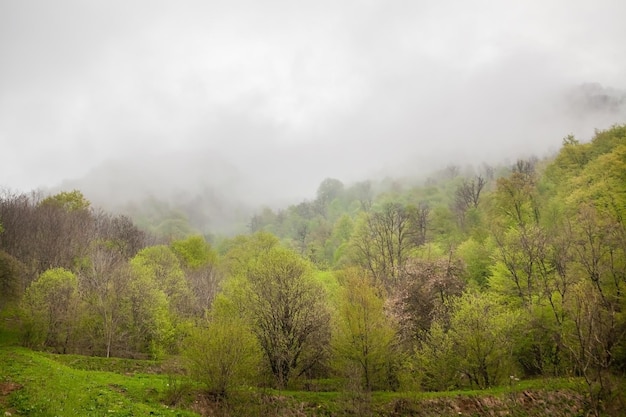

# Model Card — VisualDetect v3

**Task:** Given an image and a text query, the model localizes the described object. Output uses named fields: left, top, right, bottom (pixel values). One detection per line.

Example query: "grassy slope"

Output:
left=0, top=346, right=198, bottom=416
left=0, top=323, right=198, bottom=417
left=0, top=324, right=601, bottom=417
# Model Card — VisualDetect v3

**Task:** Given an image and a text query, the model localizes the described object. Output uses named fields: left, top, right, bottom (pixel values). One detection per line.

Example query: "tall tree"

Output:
left=315, top=178, right=344, bottom=218
left=127, top=264, right=173, bottom=359
left=332, top=268, right=398, bottom=391
left=453, top=175, right=486, bottom=229
left=350, top=202, right=416, bottom=288
left=131, top=245, right=192, bottom=318
left=220, top=231, right=279, bottom=278
left=449, top=292, right=520, bottom=389
left=564, top=280, right=626, bottom=416
left=78, top=240, right=132, bottom=358
left=171, top=235, right=221, bottom=315
left=20, top=268, right=79, bottom=353
left=237, top=246, right=330, bottom=388
left=0, top=250, right=25, bottom=310
left=390, top=256, right=465, bottom=342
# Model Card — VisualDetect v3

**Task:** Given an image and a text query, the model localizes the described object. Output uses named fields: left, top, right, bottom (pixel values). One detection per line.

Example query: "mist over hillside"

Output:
left=2, top=1, right=626, bottom=235
left=51, top=82, right=625, bottom=236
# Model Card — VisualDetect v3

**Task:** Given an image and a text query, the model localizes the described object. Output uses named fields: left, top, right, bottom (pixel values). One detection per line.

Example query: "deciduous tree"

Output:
left=350, top=203, right=416, bottom=288
left=21, top=267, right=79, bottom=353
left=238, top=247, right=330, bottom=388
left=332, top=268, right=398, bottom=391
left=0, top=250, right=25, bottom=310
left=131, top=245, right=192, bottom=318
left=449, top=292, right=520, bottom=389
left=171, top=235, right=221, bottom=315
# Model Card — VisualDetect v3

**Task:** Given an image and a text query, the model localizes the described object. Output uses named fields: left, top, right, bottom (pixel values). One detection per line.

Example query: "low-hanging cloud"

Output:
left=1, top=0, right=625, bottom=219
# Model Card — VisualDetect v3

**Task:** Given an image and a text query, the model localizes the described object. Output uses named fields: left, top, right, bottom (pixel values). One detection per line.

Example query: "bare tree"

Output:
left=453, top=176, right=486, bottom=228
left=565, top=281, right=626, bottom=416
left=412, top=202, right=430, bottom=247
left=351, top=203, right=415, bottom=288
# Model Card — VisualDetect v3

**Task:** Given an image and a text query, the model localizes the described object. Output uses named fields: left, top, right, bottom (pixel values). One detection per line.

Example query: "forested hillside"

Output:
left=1, top=125, right=625, bottom=415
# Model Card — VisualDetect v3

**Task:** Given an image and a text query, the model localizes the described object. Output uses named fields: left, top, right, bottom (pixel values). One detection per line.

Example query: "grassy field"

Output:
left=0, top=324, right=612, bottom=416
left=0, top=346, right=198, bottom=416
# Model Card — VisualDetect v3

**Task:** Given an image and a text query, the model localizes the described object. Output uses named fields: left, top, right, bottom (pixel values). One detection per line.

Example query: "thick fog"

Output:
left=2, top=0, right=626, bottom=232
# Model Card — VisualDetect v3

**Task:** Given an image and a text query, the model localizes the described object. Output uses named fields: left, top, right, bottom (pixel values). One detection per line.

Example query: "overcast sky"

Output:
left=1, top=0, right=625, bottom=202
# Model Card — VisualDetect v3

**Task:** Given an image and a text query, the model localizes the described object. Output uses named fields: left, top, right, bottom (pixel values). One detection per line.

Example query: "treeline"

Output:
left=0, top=190, right=220, bottom=358
left=1, top=125, right=625, bottom=414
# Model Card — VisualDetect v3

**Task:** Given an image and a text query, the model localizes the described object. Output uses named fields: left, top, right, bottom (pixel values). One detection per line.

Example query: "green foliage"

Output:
left=231, top=246, right=331, bottom=388
left=128, top=247, right=193, bottom=357
left=587, top=123, right=626, bottom=157
left=127, top=263, right=175, bottom=359
left=567, top=143, right=626, bottom=222
left=0, top=250, right=25, bottom=310
left=491, top=224, right=548, bottom=306
left=448, top=292, right=521, bottom=388
left=20, top=268, right=79, bottom=352
left=544, top=135, right=590, bottom=183
left=313, top=270, right=341, bottom=305
left=219, top=231, right=279, bottom=276
left=39, top=190, right=91, bottom=212
left=79, top=262, right=134, bottom=358
left=563, top=278, right=626, bottom=414
left=170, top=235, right=221, bottom=315
left=414, top=321, right=460, bottom=391
left=332, top=268, right=399, bottom=391
left=322, top=214, right=355, bottom=269
left=513, top=303, right=567, bottom=377
left=171, top=235, right=217, bottom=270
left=430, top=206, right=461, bottom=246
left=493, top=165, right=539, bottom=228
left=456, top=237, right=494, bottom=288
left=131, top=245, right=192, bottom=318
left=183, top=311, right=261, bottom=396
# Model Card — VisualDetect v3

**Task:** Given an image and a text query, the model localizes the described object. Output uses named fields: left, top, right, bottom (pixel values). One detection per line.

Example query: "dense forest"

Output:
left=1, top=125, right=625, bottom=415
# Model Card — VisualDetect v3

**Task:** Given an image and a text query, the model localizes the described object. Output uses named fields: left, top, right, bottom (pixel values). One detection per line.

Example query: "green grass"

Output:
left=0, top=346, right=198, bottom=416
left=40, top=352, right=164, bottom=375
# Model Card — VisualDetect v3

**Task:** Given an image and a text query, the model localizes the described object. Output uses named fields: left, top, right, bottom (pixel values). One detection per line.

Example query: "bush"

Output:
left=183, top=314, right=261, bottom=397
